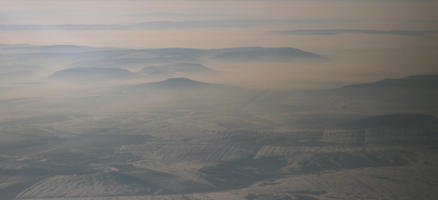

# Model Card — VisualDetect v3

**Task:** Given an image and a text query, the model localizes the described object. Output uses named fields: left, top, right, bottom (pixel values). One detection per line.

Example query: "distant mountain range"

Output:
left=131, top=46, right=325, bottom=61
left=32, top=45, right=326, bottom=82
left=323, top=75, right=438, bottom=113
left=210, top=47, right=325, bottom=61
left=1, top=45, right=325, bottom=70
left=50, top=67, right=135, bottom=82
left=235, top=74, right=438, bottom=117
left=339, top=75, right=438, bottom=91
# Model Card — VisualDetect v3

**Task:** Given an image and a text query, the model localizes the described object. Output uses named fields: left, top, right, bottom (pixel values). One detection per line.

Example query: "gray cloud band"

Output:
left=267, top=29, right=438, bottom=36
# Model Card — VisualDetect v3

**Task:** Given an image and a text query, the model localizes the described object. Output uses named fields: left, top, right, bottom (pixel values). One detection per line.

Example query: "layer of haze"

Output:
left=1, top=0, right=438, bottom=88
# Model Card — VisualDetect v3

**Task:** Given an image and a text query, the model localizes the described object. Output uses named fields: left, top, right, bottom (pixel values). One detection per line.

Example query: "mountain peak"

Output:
left=151, top=77, right=210, bottom=88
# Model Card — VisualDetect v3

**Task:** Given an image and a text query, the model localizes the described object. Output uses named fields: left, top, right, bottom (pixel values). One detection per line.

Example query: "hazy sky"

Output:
left=1, top=0, right=437, bottom=85
left=1, top=0, right=437, bottom=47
